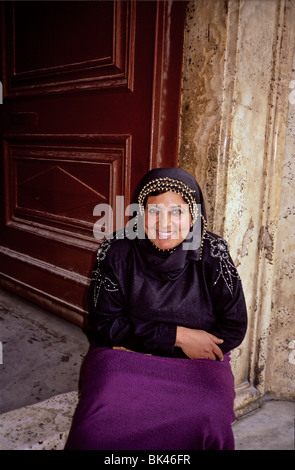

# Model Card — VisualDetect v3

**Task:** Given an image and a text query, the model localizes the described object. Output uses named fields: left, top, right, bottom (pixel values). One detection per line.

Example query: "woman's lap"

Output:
left=65, top=347, right=235, bottom=450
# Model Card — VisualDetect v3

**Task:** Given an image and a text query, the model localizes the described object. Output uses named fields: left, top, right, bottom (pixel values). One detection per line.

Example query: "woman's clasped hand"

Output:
left=175, top=327, right=224, bottom=361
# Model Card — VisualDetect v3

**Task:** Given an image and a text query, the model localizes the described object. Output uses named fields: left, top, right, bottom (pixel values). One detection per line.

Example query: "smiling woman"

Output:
left=144, top=192, right=192, bottom=250
left=65, top=167, right=247, bottom=450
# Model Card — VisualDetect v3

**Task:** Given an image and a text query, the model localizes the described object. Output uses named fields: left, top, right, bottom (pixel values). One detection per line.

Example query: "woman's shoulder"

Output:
left=202, top=230, right=231, bottom=261
left=96, top=229, right=134, bottom=268
left=201, top=230, right=241, bottom=296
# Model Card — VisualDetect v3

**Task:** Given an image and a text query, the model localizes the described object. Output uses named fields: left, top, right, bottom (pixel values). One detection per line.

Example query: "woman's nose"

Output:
left=158, top=210, right=171, bottom=229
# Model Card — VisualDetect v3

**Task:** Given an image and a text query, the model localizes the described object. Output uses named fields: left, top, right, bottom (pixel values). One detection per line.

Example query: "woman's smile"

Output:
left=157, top=230, right=175, bottom=239
left=144, top=191, right=192, bottom=250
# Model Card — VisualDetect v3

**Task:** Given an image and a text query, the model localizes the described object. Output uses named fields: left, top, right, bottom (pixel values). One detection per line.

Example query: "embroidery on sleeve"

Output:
left=92, top=239, right=119, bottom=307
left=103, top=276, right=120, bottom=292
left=205, top=234, right=240, bottom=296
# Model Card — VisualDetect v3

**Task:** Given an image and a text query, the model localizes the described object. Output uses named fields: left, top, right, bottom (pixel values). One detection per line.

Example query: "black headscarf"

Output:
left=133, top=167, right=208, bottom=280
left=135, top=167, right=207, bottom=220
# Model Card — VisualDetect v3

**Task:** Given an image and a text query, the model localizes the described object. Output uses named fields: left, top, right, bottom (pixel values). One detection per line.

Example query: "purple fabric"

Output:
left=65, top=347, right=236, bottom=450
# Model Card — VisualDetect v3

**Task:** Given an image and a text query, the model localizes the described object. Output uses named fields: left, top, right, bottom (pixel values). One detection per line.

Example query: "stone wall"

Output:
left=265, top=47, right=295, bottom=398
left=179, top=0, right=295, bottom=413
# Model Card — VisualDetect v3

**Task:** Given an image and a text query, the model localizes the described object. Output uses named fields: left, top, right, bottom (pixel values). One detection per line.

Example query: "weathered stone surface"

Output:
left=0, top=392, right=77, bottom=450
left=179, top=0, right=295, bottom=405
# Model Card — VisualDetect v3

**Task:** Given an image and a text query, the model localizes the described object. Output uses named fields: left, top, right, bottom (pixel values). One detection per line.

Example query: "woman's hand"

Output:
left=112, top=346, right=151, bottom=355
left=112, top=346, right=134, bottom=352
left=175, top=327, right=224, bottom=361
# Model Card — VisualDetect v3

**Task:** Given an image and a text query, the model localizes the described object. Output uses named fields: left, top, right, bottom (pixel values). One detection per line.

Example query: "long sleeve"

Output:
left=88, top=239, right=177, bottom=355
left=209, top=279, right=247, bottom=354
left=204, top=233, right=248, bottom=354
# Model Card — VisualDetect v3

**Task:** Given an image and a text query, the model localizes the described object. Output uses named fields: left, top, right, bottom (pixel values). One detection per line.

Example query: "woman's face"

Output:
left=144, top=191, right=192, bottom=250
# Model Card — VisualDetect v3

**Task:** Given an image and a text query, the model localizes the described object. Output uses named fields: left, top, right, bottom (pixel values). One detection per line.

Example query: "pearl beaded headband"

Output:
left=137, top=176, right=199, bottom=223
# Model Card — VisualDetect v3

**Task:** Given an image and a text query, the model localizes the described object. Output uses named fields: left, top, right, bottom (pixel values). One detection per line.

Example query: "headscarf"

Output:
left=132, top=167, right=208, bottom=280
left=135, top=167, right=206, bottom=220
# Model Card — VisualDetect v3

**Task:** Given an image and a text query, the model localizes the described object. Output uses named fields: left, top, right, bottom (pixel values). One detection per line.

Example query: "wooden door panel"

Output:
left=4, top=1, right=135, bottom=95
left=4, top=134, right=130, bottom=242
left=0, top=1, right=186, bottom=325
left=0, top=245, right=89, bottom=324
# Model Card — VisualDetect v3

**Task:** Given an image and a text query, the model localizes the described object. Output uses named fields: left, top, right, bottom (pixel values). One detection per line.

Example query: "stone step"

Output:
left=0, top=391, right=77, bottom=450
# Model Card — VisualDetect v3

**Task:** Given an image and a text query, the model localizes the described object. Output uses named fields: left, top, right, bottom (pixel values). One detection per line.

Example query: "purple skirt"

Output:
left=65, top=347, right=235, bottom=450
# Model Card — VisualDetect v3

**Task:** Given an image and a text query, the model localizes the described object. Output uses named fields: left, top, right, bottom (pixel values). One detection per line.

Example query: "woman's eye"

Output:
left=147, top=208, right=159, bottom=215
left=171, top=209, right=183, bottom=216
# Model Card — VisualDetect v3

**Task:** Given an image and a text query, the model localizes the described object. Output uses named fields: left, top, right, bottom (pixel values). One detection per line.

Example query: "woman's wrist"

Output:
left=175, top=326, right=186, bottom=348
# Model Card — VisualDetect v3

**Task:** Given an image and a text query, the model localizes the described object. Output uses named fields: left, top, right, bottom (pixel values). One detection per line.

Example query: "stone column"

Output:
left=179, top=0, right=295, bottom=415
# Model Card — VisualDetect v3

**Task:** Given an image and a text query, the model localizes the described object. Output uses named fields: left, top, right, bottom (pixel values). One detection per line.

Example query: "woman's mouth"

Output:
left=157, top=230, right=175, bottom=239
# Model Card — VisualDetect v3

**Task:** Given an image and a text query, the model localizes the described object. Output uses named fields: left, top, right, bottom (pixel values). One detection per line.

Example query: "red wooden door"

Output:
left=0, top=1, right=185, bottom=326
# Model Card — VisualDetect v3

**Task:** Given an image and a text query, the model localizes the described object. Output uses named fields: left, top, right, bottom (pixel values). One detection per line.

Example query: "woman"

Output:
left=65, top=167, right=247, bottom=450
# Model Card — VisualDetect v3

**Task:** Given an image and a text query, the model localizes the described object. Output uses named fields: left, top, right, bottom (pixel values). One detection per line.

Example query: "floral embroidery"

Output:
left=96, top=238, right=111, bottom=263
left=209, top=237, right=229, bottom=260
left=102, top=275, right=120, bottom=292
left=205, top=233, right=240, bottom=296
left=92, top=239, right=119, bottom=307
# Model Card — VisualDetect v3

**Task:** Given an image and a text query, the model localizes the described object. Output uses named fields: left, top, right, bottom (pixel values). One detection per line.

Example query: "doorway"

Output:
left=0, top=1, right=186, bottom=326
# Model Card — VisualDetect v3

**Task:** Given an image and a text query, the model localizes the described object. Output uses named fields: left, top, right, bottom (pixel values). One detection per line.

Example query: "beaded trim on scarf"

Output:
left=137, top=177, right=199, bottom=223
left=137, top=177, right=207, bottom=257
left=199, top=214, right=207, bottom=260
left=149, top=239, right=176, bottom=255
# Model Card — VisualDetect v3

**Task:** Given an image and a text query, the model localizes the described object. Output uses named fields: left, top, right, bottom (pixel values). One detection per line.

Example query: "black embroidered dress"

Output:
left=88, top=230, right=247, bottom=358
left=65, top=168, right=247, bottom=451
left=88, top=168, right=247, bottom=358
